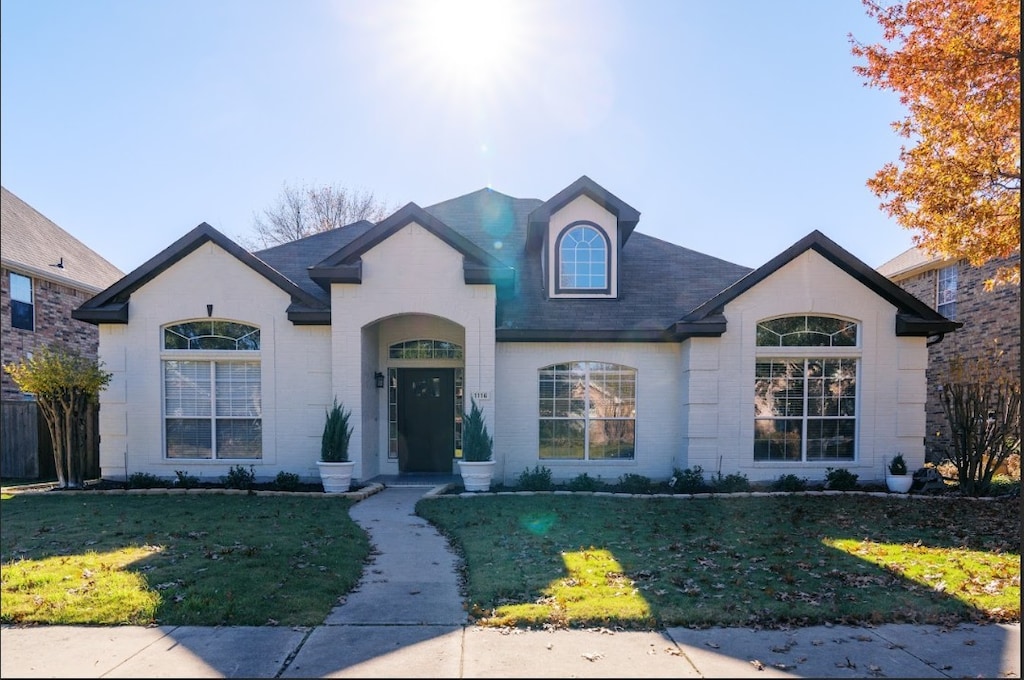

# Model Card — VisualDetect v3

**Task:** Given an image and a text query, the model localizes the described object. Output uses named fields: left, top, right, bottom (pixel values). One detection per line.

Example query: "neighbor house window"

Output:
left=556, top=222, right=610, bottom=293
left=754, top=316, right=859, bottom=462
left=162, top=321, right=261, bottom=459
left=937, top=265, right=957, bottom=319
left=9, top=272, right=34, bottom=331
left=539, top=362, right=635, bottom=460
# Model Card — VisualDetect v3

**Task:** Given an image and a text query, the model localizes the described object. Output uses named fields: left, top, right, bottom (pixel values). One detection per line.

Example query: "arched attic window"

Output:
left=556, top=222, right=610, bottom=294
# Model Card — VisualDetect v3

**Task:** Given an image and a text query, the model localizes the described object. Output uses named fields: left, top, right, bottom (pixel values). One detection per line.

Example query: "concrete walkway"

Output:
left=1, top=483, right=1019, bottom=678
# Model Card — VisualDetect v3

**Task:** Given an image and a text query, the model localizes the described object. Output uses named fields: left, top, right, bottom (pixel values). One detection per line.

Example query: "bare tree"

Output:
left=246, top=182, right=393, bottom=249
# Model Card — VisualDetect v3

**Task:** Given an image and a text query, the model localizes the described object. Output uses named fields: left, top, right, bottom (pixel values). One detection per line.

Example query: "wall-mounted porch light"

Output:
left=374, top=371, right=385, bottom=389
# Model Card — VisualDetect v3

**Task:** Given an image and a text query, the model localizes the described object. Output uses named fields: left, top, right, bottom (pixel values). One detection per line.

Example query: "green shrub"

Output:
left=461, top=398, right=493, bottom=462
left=223, top=465, right=256, bottom=490
left=516, top=465, right=553, bottom=491
left=771, top=473, right=808, bottom=492
left=273, top=471, right=301, bottom=491
left=670, top=466, right=707, bottom=493
left=825, top=467, right=859, bottom=491
left=710, top=471, right=751, bottom=493
left=566, top=472, right=604, bottom=492
left=173, top=470, right=200, bottom=489
left=888, top=453, right=908, bottom=476
left=321, top=398, right=353, bottom=462
left=616, top=473, right=653, bottom=494
left=127, top=472, right=165, bottom=489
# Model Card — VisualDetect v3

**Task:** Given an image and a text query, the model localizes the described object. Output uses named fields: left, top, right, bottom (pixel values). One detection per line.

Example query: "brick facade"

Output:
left=1, top=266, right=101, bottom=400
left=889, top=255, right=1021, bottom=462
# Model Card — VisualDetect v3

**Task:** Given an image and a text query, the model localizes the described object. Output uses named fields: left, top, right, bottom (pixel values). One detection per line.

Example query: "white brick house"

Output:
left=74, top=176, right=958, bottom=486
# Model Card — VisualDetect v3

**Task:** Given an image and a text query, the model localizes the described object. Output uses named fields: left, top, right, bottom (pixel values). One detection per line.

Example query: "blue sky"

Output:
left=1, top=0, right=915, bottom=275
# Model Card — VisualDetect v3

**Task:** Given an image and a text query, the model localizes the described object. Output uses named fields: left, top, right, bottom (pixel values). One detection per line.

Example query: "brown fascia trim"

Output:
left=311, top=258, right=515, bottom=290
left=71, top=302, right=129, bottom=323
left=73, top=223, right=326, bottom=325
left=895, top=314, right=964, bottom=337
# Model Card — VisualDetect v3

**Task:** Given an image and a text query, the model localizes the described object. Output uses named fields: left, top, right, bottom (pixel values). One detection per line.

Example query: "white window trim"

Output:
left=754, top=329, right=862, bottom=465
left=161, top=347, right=262, bottom=461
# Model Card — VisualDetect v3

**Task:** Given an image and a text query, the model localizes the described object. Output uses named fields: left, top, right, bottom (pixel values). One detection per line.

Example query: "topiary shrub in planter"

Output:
left=458, top=397, right=495, bottom=492
left=318, top=398, right=355, bottom=493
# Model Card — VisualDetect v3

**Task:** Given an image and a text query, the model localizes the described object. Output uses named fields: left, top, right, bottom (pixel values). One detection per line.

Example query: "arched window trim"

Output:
left=161, top=319, right=262, bottom=461
left=388, top=339, right=464, bottom=360
left=753, top=314, right=860, bottom=465
left=554, top=221, right=611, bottom=295
left=755, top=314, right=859, bottom=349
left=163, top=319, right=261, bottom=351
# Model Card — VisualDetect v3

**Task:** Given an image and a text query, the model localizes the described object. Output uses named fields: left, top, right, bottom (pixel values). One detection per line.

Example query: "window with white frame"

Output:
left=754, top=316, right=859, bottom=462
left=9, top=272, right=34, bottom=331
left=162, top=321, right=261, bottom=459
left=556, top=222, right=610, bottom=293
left=937, top=265, right=957, bottom=320
left=539, top=361, right=635, bottom=460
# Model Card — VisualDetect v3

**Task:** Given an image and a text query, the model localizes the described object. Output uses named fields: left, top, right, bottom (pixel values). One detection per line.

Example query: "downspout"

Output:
left=926, top=333, right=945, bottom=347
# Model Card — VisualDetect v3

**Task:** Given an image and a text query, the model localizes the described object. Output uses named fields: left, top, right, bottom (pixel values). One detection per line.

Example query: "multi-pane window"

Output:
left=389, top=339, right=462, bottom=359
left=9, top=272, right=34, bottom=331
left=558, top=224, right=608, bottom=291
left=937, top=265, right=957, bottom=320
left=539, top=362, right=635, bottom=460
left=754, top=316, right=858, bottom=463
left=162, top=321, right=261, bottom=460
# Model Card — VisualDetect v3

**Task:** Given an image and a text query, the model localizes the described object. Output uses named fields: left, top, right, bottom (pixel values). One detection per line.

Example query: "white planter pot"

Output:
left=886, top=474, right=913, bottom=494
left=458, top=460, right=496, bottom=492
left=318, top=461, right=355, bottom=493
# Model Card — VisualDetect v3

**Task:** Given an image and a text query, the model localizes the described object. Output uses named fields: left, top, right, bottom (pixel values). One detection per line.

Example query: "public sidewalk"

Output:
left=1, top=483, right=1019, bottom=678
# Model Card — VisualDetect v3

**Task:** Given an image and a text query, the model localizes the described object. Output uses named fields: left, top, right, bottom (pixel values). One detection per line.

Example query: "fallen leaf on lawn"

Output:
left=750, top=659, right=765, bottom=670
left=705, top=641, right=720, bottom=649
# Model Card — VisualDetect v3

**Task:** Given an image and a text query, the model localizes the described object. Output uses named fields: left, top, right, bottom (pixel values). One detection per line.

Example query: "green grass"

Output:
left=416, top=494, right=1020, bottom=630
left=1, top=493, right=370, bottom=626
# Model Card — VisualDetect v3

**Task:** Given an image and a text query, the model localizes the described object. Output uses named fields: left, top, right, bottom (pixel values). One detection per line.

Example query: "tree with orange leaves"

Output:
left=851, top=0, right=1020, bottom=287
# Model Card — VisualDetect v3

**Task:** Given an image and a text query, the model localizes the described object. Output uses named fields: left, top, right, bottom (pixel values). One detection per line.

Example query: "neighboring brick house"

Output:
left=74, top=175, right=957, bottom=487
left=877, top=246, right=1021, bottom=462
left=1, top=186, right=124, bottom=477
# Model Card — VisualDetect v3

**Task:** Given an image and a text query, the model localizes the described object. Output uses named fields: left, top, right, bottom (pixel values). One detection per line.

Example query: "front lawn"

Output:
left=1, top=493, right=370, bottom=626
left=416, top=493, right=1020, bottom=629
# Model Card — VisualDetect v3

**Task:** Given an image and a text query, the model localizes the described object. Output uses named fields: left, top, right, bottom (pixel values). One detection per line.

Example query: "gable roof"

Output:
left=679, top=230, right=962, bottom=338
left=308, top=202, right=517, bottom=292
left=73, top=223, right=328, bottom=324
left=526, top=175, right=641, bottom=251
left=71, top=178, right=960, bottom=342
left=1, top=186, right=124, bottom=292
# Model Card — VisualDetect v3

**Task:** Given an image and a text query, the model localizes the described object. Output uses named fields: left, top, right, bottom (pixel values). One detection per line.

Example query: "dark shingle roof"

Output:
left=1, top=186, right=124, bottom=292
left=75, top=181, right=946, bottom=340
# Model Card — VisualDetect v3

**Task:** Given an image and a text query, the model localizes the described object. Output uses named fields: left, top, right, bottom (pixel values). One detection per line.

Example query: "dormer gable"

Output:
left=526, top=176, right=640, bottom=300
left=308, top=202, right=516, bottom=294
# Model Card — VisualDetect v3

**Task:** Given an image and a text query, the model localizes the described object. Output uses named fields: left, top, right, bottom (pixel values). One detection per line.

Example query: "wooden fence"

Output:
left=1, top=400, right=97, bottom=481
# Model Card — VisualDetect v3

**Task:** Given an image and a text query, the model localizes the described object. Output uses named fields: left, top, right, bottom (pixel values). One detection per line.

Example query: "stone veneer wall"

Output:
left=1, top=266, right=100, bottom=400
left=891, top=255, right=1021, bottom=462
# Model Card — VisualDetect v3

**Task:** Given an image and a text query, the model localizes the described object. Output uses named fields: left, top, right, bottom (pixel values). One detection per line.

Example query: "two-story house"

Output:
left=1, top=186, right=125, bottom=478
left=878, top=246, right=1020, bottom=462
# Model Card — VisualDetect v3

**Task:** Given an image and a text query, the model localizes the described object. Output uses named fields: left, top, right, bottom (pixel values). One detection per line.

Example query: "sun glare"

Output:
left=407, top=0, right=530, bottom=91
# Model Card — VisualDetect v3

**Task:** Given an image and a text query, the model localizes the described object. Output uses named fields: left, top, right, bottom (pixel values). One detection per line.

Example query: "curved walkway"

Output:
left=0, top=483, right=1019, bottom=678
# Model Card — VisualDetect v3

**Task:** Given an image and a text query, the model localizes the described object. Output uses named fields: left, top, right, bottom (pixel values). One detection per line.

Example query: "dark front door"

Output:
left=397, top=368, right=455, bottom=472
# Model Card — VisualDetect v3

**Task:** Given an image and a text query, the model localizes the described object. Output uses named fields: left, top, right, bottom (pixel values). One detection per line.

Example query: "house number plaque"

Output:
left=471, top=391, right=490, bottom=400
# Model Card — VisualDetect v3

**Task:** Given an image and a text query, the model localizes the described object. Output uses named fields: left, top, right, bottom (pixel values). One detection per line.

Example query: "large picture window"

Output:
left=9, top=272, right=34, bottom=331
left=556, top=222, right=609, bottom=293
left=163, top=321, right=261, bottom=460
left=539, top=362, right=635, bottom=460
left=754, top=316, right=858, bottom=462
